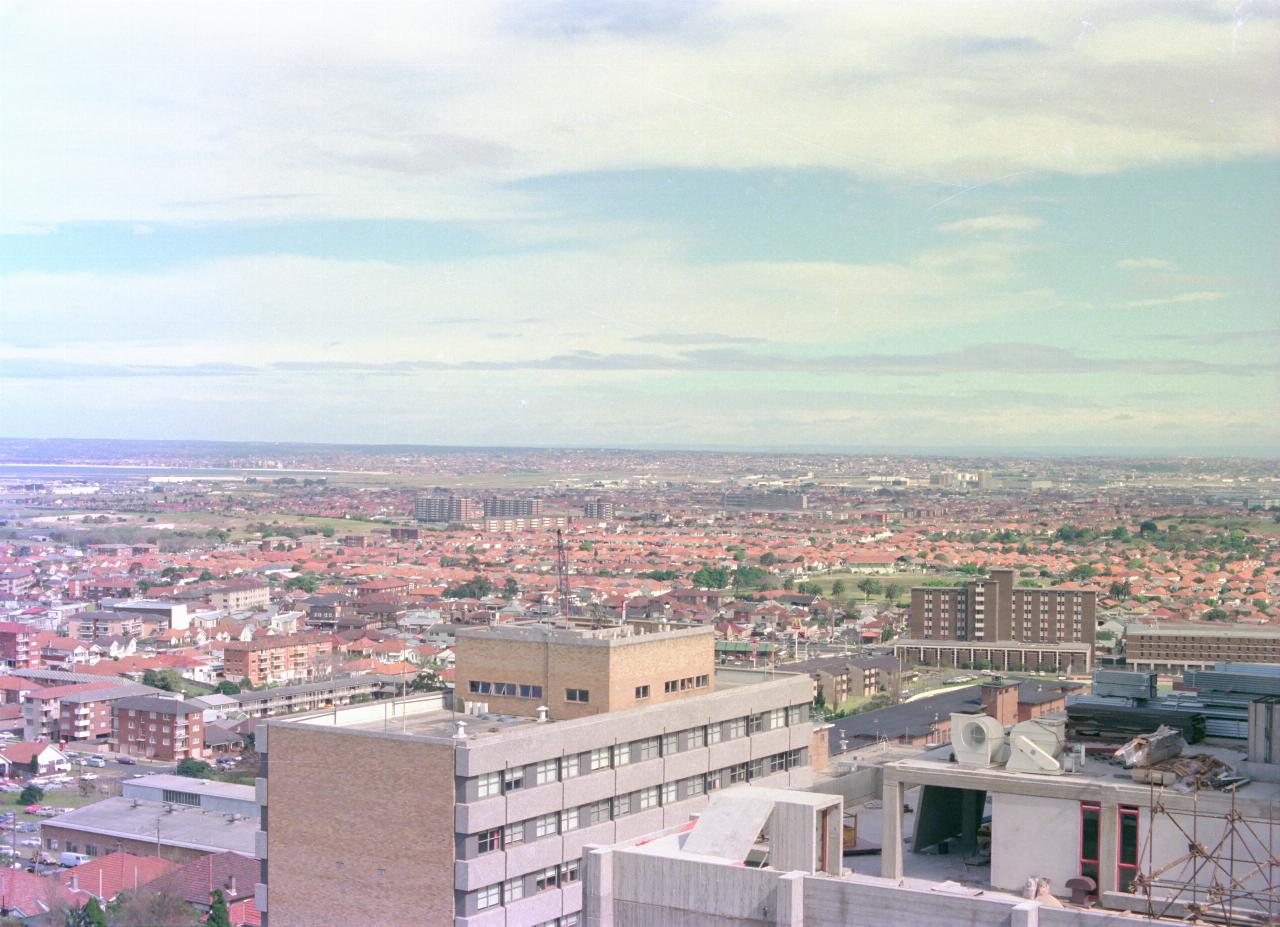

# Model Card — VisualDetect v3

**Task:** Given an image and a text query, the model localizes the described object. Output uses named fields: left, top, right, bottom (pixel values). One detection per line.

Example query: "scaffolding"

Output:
left=1132, top=782, right=1279, bottom=926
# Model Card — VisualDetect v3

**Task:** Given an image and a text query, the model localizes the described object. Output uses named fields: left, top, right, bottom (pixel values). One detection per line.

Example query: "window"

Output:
left=729, top=763, right=748, bottom=784
left=476, top=772, right=501, bottom=798
left=469, top=680, right=482, bottom=693
left=787, top=704, right=808, bottom=726
left=561, top=755, right=580, bottom=779
left=706, top=722, right=722, bottom=745
left=561, top=858, right=581, bottom=884
left=767, top=708, right=787, bottom=730
left=748, top=713, right=764, bottom=734
left=1079, top=802, right=1100, bottom=888
left=662, top=732, right=679, bottom=755
left=589, top=747, right=611, bottom=771
left=688, top=726, right=705, bottom=749
left=706, top=769, right=724, bottom=791
left=494, top=682, right=517, bottom=696
left=534, top=813, right=558, bottom=839
left=476, top=884, right=501, bottom=910
left=662, top=782, right=677, bottom=804
left=727, top=717, right=746, bottom=740
left=561, top=807, right=580, bottom=832
left=535, top=759, right=559, bottom=785
left=768, top=753, right=786, bottom=774
left=504, top=877, right=524, bottom=903
left=635, top=685, right=650, bottom=699
left=613, top=793, right=633, bottom=817
left=1118, top=805, right=1140, bottom=892
left=566, top=688, right=589, bottom=703
left=585, top=799, right=611, bottom=825
left=477, top=829, right=502, bottom=854
left=696, top=674, right=709, bottom=688
left=504, top=823, right=525, bottom=847
left=638, top=787, right=659, bottom=810
left=535, top=865, right=559, bottom=892
left=664, top=680, right=678, bottom=694
left=504, top=767, right=525, bottom=792
left=685, top=775, right=705, bottom=796
left=638, top=737, right=659, bottom=761
left=519, top=684, right=543, bottom=699
left=613, top=743, right=632, bottom=766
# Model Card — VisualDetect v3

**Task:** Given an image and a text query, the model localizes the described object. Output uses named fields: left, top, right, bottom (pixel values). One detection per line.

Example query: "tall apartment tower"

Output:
left=255, top=624, right=816, bottom=927
left=416, top=494, right=483, bottom=523
left=582, top=499, right=614, bottom=520
left=483, top=497, right=544, bottom=518
left=909, top=568, right=1095, bottom=645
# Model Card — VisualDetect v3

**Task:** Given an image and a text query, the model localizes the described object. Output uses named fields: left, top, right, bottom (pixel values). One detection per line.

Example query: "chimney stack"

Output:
left=981, top=680, right=1019, bottom=727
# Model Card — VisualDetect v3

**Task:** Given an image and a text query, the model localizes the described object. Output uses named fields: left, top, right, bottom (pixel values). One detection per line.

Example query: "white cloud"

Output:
left=1, top=1, right=1277, bottom=226
left=1117, top=257, right=1174, bottom=270
left=1120, top=291, right=1228, bottom=309
left=937, top=213, right=1043, bottom=233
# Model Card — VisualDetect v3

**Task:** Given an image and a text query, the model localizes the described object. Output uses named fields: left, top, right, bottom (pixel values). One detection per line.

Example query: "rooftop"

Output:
left=45, top=797, right=258, bottom=855
left=122, top=774, right=256, bottom=803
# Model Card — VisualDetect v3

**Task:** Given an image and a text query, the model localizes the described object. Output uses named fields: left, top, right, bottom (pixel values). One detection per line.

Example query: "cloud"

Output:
left=1150, top=327, right=1280, bottom=346
left=1119, top=291, right=1228, bottom=309
left=936, top=213, right=1042, bottom=233
left=626, top=332, right=768, bottom=346
left=0, top=359, right=254, bottom=379
left=1, top=2, right=1276, bottom=226
left=1117, top=257, right=1174, bottom=270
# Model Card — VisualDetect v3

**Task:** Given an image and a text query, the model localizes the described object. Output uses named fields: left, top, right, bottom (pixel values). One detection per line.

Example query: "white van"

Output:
left=59, top=852, right=91, bottom=868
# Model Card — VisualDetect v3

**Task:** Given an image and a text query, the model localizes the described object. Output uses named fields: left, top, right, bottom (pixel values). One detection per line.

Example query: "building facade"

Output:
left=110, top=696, right=205, bottom=760
left=223, top=632, right=335, bottom=687
left=0, top=621, right=39, bottom=668
left=256, top=625, right=817, bottom=927
left=909, top=568, right=1096, bottom=646
left=1125, top=624, right=1280, bottom=671
left=416, top=494, right=483, bottom=523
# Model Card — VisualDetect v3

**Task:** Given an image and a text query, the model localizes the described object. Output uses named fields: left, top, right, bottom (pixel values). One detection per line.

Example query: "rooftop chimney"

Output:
left=69, top=874, right=79, bottom=892
left=453, top=720, right=468, bottom=741
left=981, top=680, right=1019, bottom=727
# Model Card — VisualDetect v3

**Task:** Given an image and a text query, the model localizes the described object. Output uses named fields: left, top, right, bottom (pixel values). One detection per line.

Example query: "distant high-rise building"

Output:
left=583, top=499, right=614, bottom=520
left=722, top=491, right=807, bottom=512
left=482, top=497, right=544, bottom=518
left=414, top=494, right=482, bottom=523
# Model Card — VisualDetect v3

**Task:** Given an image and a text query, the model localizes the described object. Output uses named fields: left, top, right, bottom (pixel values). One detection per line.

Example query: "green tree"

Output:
left=443, top=576, right=494, bottom=599
left=1066, top=564, right=1098, bottom=581
left=84, top=898, right=108, bottom=927
left=215, top=680, right=241, bottom=695
left=206, top=890, right=231, bottom=927
left=1203, top=607, right=1229, bottom=621
left=503, top=577, right=519, bottom=599
left=175, top=758, right=215, bottom=779
left=831, top=580, right=846, bottom=599
left=759, top=552, right=777, bottom=566
left=142, top=669, right=184, bottom=692
left=884, top=582, right=903, bottom=602
left=856, top=578, right=883, bottom=601
left=691, top=566, right=730, bottom=589
left=198, top=569, right=215, bottom=581
left=285, top=572, right=319, bottom=593
left=1108, top=580, right=1133, bottom=599
left=19, top=784, right=44, bottom=805
left=1139, top=520, right=1159, bottom=536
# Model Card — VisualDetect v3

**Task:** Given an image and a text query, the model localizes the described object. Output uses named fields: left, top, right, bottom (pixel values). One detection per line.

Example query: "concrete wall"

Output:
left=991, top=792, right=1080, bottom=895
left=808, top=767, right=880, bottom=806
left=263, top=725, right=456, bottom=927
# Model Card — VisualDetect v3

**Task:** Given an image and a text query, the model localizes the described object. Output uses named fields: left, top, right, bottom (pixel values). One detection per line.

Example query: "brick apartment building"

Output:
left=223, top=632, right=334, bottom=687
left=783, top=653, right=900, bottom=707
left=110, top=696, right=204, bottom=760
left=209, top=579, right=271, bottom=612
left=69, top=610, right=144, bottom=643
left=482, top=496, right=544, bottom=518
left=1125, top=623, right=1280, bottom=671
left=59, top=683, right=157, bottom=742
left=909, top=567, right=1096, bottom=645
left=0, top=622, right=40, bottom=669
left=256, top=624, right=817, bottom=927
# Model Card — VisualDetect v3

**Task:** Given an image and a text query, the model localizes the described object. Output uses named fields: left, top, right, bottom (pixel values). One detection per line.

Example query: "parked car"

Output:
left=23, top=806, right=43, bottom=815
left=79, top=773, right=98, bottom=781
left=116, top=756, right=136, bottom=765
left=19, top=839, right=38, bottom=848
left=84, top=757, right=106, bottom=768
left=59, top=852, right=91, bottom=868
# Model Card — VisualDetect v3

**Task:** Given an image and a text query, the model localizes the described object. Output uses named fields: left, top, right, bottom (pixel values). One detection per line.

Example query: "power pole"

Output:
left=555, top=530, right=571, bottom=621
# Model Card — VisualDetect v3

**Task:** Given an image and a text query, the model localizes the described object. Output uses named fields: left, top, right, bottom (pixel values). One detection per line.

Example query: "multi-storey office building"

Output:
left=1125, top=624, right=1280, bottom=671
left=909, top=568, right=1096, bottom=646
left=255, top=624, right=817, bottom=927
left=0, top=621, right=39, bottom=668
left=483, top=497, right=544, bottom=518
left=223, top=632, right=334, bottom=687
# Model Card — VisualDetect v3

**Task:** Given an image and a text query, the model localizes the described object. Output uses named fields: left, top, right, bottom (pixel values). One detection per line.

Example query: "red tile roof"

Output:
left=60, top=851, right=178, bottom=900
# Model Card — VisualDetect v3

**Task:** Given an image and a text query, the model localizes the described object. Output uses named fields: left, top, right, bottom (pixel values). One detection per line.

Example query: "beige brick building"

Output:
left=223, top=632, right=334, bottom=688
left=1125, top=623, right=1280, bottom=671
left=256, top=623, right=818, bottom=927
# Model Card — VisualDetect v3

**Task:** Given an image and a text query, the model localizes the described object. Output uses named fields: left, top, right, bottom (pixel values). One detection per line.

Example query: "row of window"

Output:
left=470, top=705, right=807, bottom=797
left=471, top=748, right=807, bottom=854
left=468, top=680, right=544, bottom=699
left=474, top=859, right=581, bottom=909
left=661, top=674, right=710, bottom=694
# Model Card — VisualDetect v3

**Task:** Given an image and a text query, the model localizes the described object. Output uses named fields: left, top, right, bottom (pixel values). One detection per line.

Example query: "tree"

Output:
left=206, top=890, right=231, bottom=927
left=442, top=576, right=494, bottom=599
left=215, top=680, right=241, bottom=696
left=502, top=577, right=519, bottom=599
left=198, top=569, right=214, bottom=581
left=109, top=889, right=202, bottom=927
left=884, top=582, right=903, bottom=602
left=175, top=758, right=214, bottom=779
left=83, top=898, right=108, bottom=927
left=856, top=578, right=883, bottom=601
left=19, top=784, right=44, bottom=805
left=1139, top=520, right=1159, bottom=536
left=1108, top=580, right=1133, bottom=599
left=142, top=669, right=184, bottom=692
left=831, top=580, right=846, bottom=599
left=690, top=566, right=730, bottom=589
left=1203, top=607, right=1229, bottom=622
left=759, top=552, right=777, bottom=566
left=1066, top=564, right=1098, bottom=581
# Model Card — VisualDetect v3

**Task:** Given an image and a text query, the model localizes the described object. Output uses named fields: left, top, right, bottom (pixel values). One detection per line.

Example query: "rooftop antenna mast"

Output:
left=556, top=529, right=572, bottom=622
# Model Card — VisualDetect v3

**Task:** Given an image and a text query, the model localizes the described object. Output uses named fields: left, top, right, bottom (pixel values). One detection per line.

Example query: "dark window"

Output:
left=477, top=828, right=502, bottom=854
left=1079, top=802, right=1100, bottom=888
left=566, top=688, right=589, bottom=703
left=635, top=685, right=650, bottom=699
left=1118, top=805, right=1140, bottom=892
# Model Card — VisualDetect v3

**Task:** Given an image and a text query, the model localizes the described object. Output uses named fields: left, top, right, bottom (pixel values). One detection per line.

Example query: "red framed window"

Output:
left=1117, top=805, right=1140, bottom=892
left=1079, top=802, right=1100, bottom=888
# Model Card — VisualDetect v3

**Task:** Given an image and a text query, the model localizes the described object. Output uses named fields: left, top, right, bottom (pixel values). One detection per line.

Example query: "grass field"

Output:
left=806, top=571, right=951, bottom=605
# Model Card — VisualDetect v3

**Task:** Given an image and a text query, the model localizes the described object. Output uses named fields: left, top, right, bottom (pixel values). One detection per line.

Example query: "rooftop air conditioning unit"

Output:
left=951, top=713, right=1009, bottom=767
left=1006, top=717, right=1067, bottom=775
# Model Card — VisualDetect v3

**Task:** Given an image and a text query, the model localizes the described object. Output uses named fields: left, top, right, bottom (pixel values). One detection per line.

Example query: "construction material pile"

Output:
left=1114, top=726, right=1185, bottom=768
left=1113, top=728, right=1250, bottom=791
left=1067, top=698, right=1206, bottom=743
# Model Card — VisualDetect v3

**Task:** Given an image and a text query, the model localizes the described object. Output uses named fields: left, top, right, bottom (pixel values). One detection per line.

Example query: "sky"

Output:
left=1, top=0, right=1278, bottom=455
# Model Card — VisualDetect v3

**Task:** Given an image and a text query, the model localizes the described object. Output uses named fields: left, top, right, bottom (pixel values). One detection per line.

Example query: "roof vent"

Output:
left=453, top=720, right=468, bottom=741
left=536, top=706, right=548, bottom=723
